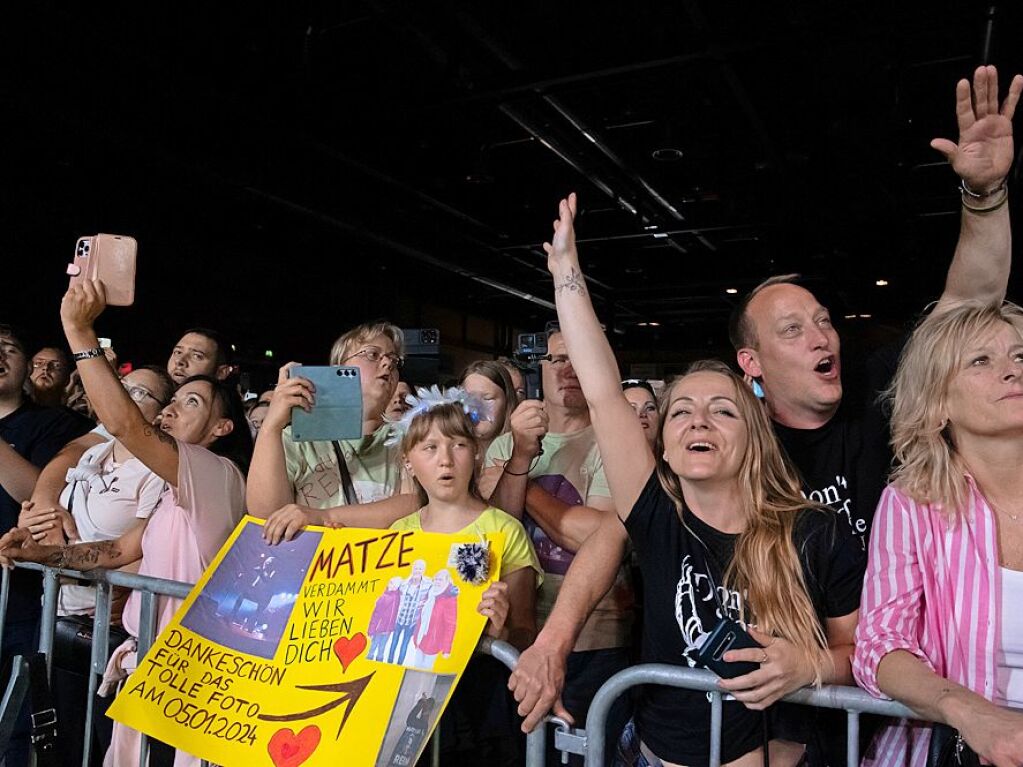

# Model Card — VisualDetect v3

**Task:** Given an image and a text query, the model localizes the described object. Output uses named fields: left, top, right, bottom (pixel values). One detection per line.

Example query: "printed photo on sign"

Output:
left=365, top=559, right=460, bottom=671
left=181, top=523, right=323, bottom=659
left=374, top=670, right=455, bottom=767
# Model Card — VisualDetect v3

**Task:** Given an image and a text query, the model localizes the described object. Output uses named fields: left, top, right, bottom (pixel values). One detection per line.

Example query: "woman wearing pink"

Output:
left=854, top=301, right=1023, bottom=767
left=409, top=569, right=458, bottom=670
left=0, top=280, right=252, bottom=767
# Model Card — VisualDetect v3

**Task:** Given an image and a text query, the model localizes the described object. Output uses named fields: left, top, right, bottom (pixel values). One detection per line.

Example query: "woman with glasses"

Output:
left=16, top=364, right=174, bottom=767
left=249, top=321, right=422, bottom=544
left=0, top=279, right=253, bottom=767
left=622, top=380, right=658, bottom=448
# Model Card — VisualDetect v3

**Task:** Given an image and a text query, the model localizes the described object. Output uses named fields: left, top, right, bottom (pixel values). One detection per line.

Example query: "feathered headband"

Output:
left=384, top=385, right=492, bottom=446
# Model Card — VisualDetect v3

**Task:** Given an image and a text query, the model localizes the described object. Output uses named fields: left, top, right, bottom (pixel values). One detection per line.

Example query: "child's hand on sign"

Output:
left=479, top=580, right=510, bottom=639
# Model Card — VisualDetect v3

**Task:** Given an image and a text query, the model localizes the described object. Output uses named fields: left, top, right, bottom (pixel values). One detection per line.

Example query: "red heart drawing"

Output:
left=332, top=632, right=367, bottom=672
left=267, top=725, right=320, bottom=767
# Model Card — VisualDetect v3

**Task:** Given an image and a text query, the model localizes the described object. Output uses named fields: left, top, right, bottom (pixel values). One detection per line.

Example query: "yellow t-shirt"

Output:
left=390, top=507, right=543, bottom=587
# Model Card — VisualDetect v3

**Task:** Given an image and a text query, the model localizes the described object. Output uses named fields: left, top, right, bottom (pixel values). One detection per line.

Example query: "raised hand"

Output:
left=931, top=65, right=1023, bottom=193
left=60, top=278, right=108, bottom=335
left=543, top=193, right=579, bottom=275
left=508, top=400, right=548, bottom=461
left=262, top=362, right=315, bottom=433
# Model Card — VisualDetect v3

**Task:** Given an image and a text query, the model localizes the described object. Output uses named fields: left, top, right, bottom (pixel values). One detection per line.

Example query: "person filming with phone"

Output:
left=508, top=195, right=864, bottom=767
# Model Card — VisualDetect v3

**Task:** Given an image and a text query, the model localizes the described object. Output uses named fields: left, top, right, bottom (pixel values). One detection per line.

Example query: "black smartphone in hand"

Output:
left=695, top=617, right=762, bottom=679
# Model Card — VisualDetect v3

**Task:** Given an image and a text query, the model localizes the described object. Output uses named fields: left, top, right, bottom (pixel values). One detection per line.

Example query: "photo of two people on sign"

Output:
left=367, top=558, right=459, bottom=671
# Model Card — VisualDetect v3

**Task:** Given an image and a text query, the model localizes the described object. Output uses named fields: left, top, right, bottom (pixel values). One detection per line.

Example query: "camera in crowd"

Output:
left=513, top=323, right=558, bottom=400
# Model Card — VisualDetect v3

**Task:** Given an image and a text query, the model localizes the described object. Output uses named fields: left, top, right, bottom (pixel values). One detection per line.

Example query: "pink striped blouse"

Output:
left=852, top=478, right=1001, bottom=767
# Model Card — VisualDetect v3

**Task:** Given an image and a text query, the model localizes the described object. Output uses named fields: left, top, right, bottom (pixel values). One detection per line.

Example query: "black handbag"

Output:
left=927, top=724, right=980, bottom=767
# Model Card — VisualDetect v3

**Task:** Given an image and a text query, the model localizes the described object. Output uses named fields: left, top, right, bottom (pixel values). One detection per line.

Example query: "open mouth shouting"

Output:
left=685, top=440, right=717, bottom=453
left=813, top=355, right=839, bottom=379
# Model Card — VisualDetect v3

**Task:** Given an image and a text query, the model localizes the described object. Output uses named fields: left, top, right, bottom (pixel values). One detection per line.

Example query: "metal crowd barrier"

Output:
left=0, top=564, right=544, bottom=767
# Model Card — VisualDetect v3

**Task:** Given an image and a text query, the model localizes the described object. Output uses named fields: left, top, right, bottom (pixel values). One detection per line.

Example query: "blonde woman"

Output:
left=510, top=195, right=864, bottom=767
left=854, top=301, right=1023, bottom=767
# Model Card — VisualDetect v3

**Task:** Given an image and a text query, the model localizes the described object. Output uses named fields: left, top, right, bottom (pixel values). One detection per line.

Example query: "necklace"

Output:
left=988, top=499, right=1021, bottom=523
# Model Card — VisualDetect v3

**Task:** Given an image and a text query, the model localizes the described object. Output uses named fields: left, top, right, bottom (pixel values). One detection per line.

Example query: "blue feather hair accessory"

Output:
left=384, top=385, right=492, bottom=446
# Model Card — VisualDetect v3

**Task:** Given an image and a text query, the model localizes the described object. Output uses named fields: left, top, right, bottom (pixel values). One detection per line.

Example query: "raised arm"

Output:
left=934, top=66, right=1021, bottom=313
left=546, top=193, right=655, bottom=518
left=246, top=362, right=313, bottom=517
left=61, top=281, right=180, bottom=486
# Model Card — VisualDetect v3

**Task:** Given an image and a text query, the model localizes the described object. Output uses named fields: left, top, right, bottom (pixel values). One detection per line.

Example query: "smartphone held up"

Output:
left=67, top=233, right=137, bottom=306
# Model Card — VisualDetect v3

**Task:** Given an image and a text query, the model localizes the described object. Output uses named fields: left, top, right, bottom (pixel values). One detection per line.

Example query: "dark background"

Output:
left=4, top=1, right=1022, bottom=390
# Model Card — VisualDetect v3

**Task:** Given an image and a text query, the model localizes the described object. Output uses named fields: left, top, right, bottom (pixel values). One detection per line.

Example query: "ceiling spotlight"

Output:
left=651, top=147, right=684, bottom=162
left=844, top=314, right=857, bottom=319
left=652, top=233, right=668, bottom=239
left=725, top=288, right=738, bottom=295
left=859, top=314, right=872, bottom=319
left=637, top=322, right=649, bottom=327
left=648, top=322, right=661, bottom=327
left=875, top=279, right=889, bottom=287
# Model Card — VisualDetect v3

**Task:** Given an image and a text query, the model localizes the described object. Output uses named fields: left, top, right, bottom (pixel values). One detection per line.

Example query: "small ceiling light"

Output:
left=652, top=233, right=668, bottom=239
left=875, top=279, right=889, bottom=287
left=264, top=349, right=274, bottom=358
left=859, top=314, right=872, bottom=319
left=651, top=147, right=684, bottom=162
left=643, top=224, right=659, bottom=231
left=725, top=288, right=738, bottom=295
left=648, top=322, right=661, bottom=327
left=844, top=314, right=857, bottom=319
left=636, top=322, right=649, bottom=327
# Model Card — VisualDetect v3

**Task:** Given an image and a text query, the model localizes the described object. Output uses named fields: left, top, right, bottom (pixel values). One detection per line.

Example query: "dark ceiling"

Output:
left=4, top=1, right=1023, bottom=374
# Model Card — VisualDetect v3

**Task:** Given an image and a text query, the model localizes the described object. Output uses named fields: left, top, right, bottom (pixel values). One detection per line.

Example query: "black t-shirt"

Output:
left=0, top=400, right=93, bottom=620
left=772, top=339, right=903, bottom=552
left=624, top=471, right=865, bottom=766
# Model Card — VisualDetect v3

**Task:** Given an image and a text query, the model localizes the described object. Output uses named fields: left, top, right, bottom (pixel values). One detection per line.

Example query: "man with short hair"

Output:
left=28, top=346, right=72, bottom=408
left=167, top=327, right=233, bottom=384
left=0, top=323, right=93, bottom=766
left=485, top=330, right=633, bottom=763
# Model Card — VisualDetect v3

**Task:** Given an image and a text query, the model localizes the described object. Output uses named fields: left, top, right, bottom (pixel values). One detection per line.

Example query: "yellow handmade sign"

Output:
left=107, top=516, right=503, bottom=766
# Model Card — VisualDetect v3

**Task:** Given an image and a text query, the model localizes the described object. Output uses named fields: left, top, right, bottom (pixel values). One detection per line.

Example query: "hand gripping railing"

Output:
left=579, top=663, right=918, bottom=767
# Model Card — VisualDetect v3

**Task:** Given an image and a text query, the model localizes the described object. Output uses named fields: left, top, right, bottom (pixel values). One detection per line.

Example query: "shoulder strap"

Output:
left=332, top=441, right=359, bottom=506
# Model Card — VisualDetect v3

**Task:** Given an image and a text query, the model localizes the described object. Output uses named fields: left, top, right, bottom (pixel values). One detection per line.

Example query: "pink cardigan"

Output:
left=853, top=479, right=1001, bottom=767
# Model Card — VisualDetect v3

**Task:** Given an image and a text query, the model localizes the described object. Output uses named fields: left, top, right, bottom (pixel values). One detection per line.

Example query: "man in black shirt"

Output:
left=731, top=66, right=1020, bottom=548
left=0, top=323, right=93, bottom=766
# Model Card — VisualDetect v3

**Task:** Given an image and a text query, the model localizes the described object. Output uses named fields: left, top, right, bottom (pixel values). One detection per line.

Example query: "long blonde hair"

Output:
left=654, top=359, right=829, bottom=683
left=887, top=300, right=1023, bottom=514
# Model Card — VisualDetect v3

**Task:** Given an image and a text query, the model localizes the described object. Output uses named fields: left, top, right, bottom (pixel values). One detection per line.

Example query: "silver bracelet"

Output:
left=960, top=178, right=1007, bottom=199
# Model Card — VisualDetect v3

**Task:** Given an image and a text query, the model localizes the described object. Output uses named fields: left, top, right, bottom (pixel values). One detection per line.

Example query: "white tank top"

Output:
left=996, top=566, right=1023, bottom=708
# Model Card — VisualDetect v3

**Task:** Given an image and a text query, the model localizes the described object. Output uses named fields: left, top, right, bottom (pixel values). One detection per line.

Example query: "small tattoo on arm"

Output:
left=53, top=540, right=122, bottom=570
left=554, top=267, right=587, bottom=297
left=143, top=425, right=179, bottom=451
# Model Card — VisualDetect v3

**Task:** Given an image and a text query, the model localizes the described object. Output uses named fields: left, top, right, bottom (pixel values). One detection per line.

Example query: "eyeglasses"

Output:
left=32, top=361, right=67, bottom=373
left=344, top=347, right=404, bottom=370
left=542, top=354, right=571, bottom=367
left=123, top=381, right=167, bottom=407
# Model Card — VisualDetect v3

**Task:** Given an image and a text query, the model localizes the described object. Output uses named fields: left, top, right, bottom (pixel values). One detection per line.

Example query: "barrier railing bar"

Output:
left=584, top=664, right=919, bottom=765
left=709, top=690, right=722, bottom=767
left=81, top=579, right=113, bottom=767
left=39, top=568, right=61, bottom=680
left=847, top=710, right=860, bottom=767
left=0, top=656, right=30, bottom=754
left=478, top=637, right=546, bottom=767
left=136, top=589, right=158, bottom=767
left=11, top=562, right=193, bottom=601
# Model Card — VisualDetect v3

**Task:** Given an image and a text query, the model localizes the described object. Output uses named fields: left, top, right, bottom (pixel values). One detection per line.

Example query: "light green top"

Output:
left=282, top=423, right=404, bottom=508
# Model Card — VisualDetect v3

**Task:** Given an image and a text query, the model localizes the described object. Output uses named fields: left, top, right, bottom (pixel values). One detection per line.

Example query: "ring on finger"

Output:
left=759, top=650, right=769, bottom=664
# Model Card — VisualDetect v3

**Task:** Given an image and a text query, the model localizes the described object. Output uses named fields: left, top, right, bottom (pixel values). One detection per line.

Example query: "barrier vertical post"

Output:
left=81, top=580, right=113, bottom=767
left=708, top=691, right=723, bottom=767
left=38, top=567, right=61, bottom=678
left=0, top=566, right=10, bottom=661
left=136, top=589, right=158, bottom=767
left=846, top=710, right=860, bottom=767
